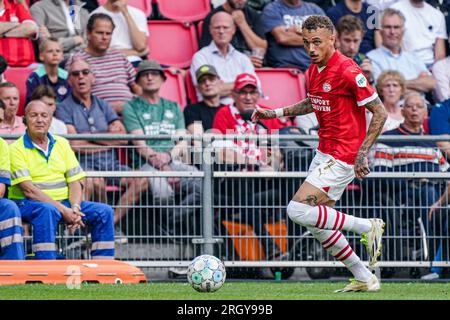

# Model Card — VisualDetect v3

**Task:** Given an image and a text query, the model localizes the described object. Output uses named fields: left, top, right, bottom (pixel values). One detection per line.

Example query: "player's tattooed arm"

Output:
left=282, top=98, right=314, bottom=117
left=251, top=98, right=313, bottom=122
left=355, top=96, right=387, bottom=180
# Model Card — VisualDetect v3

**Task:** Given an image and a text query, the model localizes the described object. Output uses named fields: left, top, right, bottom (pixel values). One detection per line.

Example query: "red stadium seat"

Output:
left=3, top=67, right=37, bottom=117
left=255, top=68, right=307, bottom=109
left=156, top=0, right=211, bottom=23
left=185, top=70, right=198, bottom=105
left=97, top=0, right=152, bottom=17
left=197, top=20, right=203, bottom=37
left=147, top=20, right=198, bottom=69
left=160, top=69, right=187, bottom=109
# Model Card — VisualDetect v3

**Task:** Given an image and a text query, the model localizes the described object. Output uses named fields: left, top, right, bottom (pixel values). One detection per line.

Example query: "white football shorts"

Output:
left=305, top=150, right=355, bottom=201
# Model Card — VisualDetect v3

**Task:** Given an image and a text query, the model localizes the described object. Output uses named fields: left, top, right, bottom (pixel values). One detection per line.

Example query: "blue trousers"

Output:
left=0, top=199, right=25, bottom=260
left=15, top=199, right=115, bottom=260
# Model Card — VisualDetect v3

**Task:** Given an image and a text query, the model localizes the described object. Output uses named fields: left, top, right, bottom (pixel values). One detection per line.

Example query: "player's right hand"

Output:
left=251, top=106, right=276, bottom=122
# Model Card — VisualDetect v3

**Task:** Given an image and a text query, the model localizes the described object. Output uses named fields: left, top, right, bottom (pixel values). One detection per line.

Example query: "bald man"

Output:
left=190, top=11, right=259, bottom=106
left=8, top=100, right=115, bottom=259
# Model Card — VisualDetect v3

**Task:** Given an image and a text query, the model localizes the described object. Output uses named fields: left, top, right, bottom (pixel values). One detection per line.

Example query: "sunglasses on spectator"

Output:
left=70, top=69, right=91, bottom=77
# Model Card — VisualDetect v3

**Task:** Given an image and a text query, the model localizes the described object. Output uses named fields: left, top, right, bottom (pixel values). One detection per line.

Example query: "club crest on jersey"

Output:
left=355, top=73, right=367, bottom=88
left=322, top=82, right=331, bottom=92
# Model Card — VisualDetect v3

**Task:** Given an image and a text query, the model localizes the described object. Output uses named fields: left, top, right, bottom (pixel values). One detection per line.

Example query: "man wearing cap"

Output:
left=123, top=60, right=202, bottom=235
left=56, top=57, right=148, bottom=240
left=184, top=65, right=225, bottom=138
left=212, top=72, right=290, bottom=260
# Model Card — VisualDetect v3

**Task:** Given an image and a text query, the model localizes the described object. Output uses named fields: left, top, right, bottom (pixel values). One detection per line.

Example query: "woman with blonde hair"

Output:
left=367, top=70, right=406, bottom=133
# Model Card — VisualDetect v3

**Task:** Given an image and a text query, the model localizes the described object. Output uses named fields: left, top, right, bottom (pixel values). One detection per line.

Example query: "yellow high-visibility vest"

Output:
left=0, top=138, right=11, bottom=186
left=9, top=133, right=86, bottom=200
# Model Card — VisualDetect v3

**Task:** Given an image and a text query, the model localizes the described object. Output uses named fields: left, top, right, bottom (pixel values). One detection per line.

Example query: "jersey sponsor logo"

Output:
left=57, top=86, right=68, bottom=96
left=322, top=82, right=331, bottom=92
left=310, top=96, right=331, bottom=112
left=164, top=110, right=174, bottom=119
left=143, top=113, right=151, bottom=120
left=355, top=73, right=367, bottom=88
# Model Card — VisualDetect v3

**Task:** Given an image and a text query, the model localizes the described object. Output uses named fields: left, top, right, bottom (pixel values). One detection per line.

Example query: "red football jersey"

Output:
left=0, top=1, right=36, bottom=67
left=307, top=50, right=378, bottom=164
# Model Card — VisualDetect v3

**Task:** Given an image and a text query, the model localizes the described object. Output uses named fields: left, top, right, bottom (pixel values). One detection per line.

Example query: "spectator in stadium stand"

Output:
left=258, top=0, right=325, bottom=71
left=80, top=0, right=99, bottom=13
left=0, top=134, right=25, bottom=260
left=212, top=72, right=290, bottom=260
left=366, top=70, right=405, bottom=133
left=327, top=0, right=380, bottom=54
left=391, top=0, right=447, bottom=68
left=66, top=13, right=141, bottom=114
left=9, top=100, right=115, bottom=260
left=200, top=0, right=267, bottom=68
left=55, top=57, right=148, bottom=240
left=0, top=0, right=38, bottom=67
left=335, top=15, right=374, bottom=85
left=366, top=0, right=400, bottom=11
left=122, top=60, right=202, bottom=235
left=247, top=0, right=274, bottom=12
left=92, top=0, right=149, bottom=67
left=30, top=0, right=89, bottom=59
left=26, top=38, right=71, bottom=104
left=428, top=98, right=450, bottom=160
left=184, top=65, right=225, bottom=141
left=191, top=11, right=259, bottom=106
left=0, top=82, right=26, bottom=139
left=366, top=8, right=436, bottom=94
left=371, top=92, right=448, bottom=279
left=431, top=53, right=450, bottom=103
left=0, top=55, right=7, bottom=83
left=30, top=85, right=67, bottom=135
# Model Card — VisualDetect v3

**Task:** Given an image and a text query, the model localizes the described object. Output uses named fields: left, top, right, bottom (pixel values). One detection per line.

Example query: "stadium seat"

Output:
left=255, top=68, right=307, bottom=109
left=160, top=69, right=187, bottom=109
left=184, top=70, right=198, bottom=105
left=97, top=0, right=152, bottom=17
left=147, top=20, right=198, bottom=69
left=155, top=0, right=211, bottom=23
left=197, top=20, right=203, bottom=37
left=4, top=66, right=37, bottom=116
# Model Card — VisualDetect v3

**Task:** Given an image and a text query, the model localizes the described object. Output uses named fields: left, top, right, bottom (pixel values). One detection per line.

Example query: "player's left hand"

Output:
left=354, top=152, right=370, bottom=180
left=251, top=106, right=276, bottom=122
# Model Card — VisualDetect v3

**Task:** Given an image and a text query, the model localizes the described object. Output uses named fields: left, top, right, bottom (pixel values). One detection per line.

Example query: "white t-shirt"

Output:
left=391, top=0, right=448, bottom=66
left=92, top=6, right=149, bottom=60
left=49, top=118, right=68, bottom=135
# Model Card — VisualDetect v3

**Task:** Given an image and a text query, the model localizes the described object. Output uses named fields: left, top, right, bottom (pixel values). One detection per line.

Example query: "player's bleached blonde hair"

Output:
left=376, top=70, right=406, bottom=96
left=302, top=15, right=335, bottom=33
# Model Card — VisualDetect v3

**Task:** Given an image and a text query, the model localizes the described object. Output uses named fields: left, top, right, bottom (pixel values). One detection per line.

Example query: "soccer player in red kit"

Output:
left=252, top=15, right=388, bottom=292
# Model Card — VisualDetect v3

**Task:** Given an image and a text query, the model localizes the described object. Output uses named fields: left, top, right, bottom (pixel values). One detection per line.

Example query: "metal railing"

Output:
left=2, top=133, right=449, bottom=276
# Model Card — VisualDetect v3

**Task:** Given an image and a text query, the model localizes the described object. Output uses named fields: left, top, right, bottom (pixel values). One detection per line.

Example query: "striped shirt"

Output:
left=68, top=49, right=136, bottom=103
left=0, top=1, right=36, bottom=67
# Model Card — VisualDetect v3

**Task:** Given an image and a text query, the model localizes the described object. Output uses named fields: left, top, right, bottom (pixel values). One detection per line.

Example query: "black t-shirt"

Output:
left=183, top=101, right=225, bottom=131
left=199, top=6, right=265, bottom=55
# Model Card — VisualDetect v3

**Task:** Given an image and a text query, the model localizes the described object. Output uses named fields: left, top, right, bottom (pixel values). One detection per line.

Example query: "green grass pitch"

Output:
left=0, top=281, right=448, bottom=300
